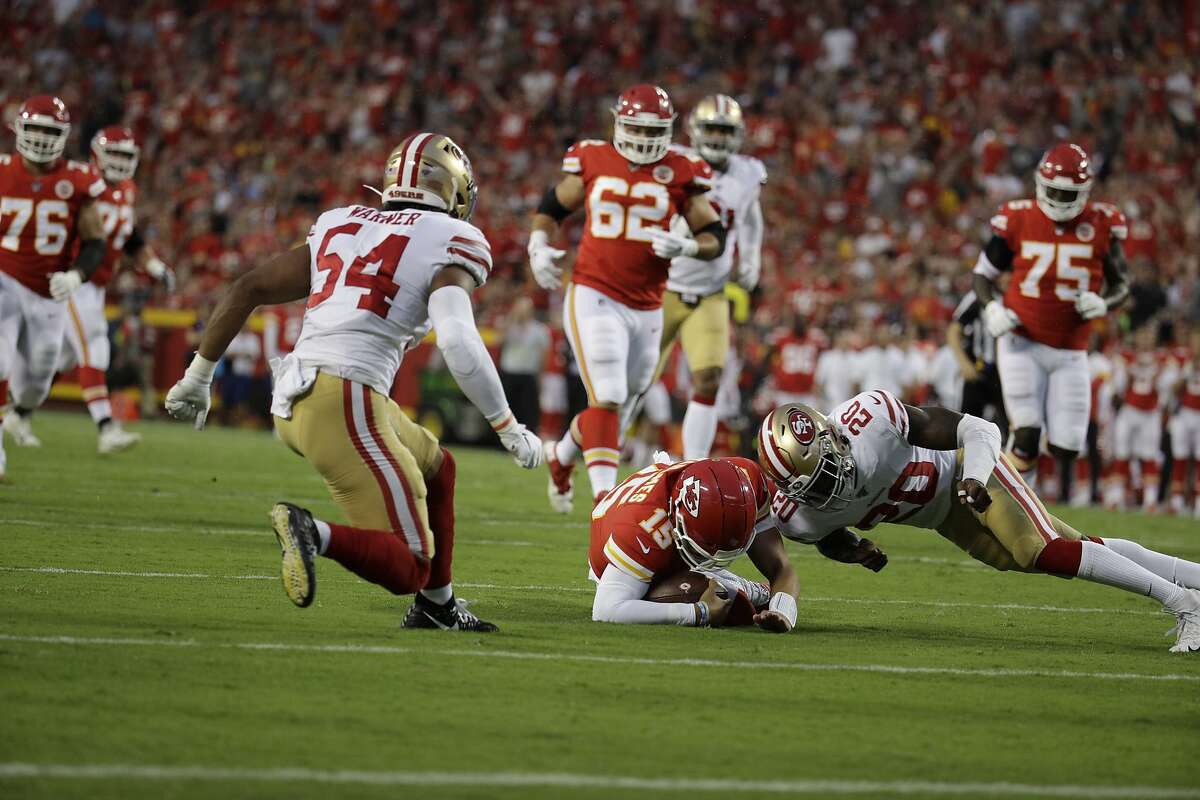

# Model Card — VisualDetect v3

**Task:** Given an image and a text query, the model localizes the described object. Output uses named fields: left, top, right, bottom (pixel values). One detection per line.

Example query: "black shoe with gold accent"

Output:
left=269, top=502, right=317, bottom=608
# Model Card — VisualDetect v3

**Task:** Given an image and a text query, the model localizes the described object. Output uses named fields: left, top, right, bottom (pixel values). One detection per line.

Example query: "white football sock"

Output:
left=313, top=519, right=331, bottom=555
left=1078, top=540, right=1188, bottom=612
left=1102, top=538, right=1200, bottom=590
left=87, top=398, right=113, bottom=425
left=420, top=583, right=453, bottom=605
left=583, top=457, right=617, bottom=499
left=681, top=400, right=718, bottom=460
left=555, top=426, right=580, bottom=465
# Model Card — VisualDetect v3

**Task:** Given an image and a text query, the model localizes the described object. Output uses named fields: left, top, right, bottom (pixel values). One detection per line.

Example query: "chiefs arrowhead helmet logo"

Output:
left=681, top=475, right=703, bottom=517
left=787, top=409, right=816, bottom=446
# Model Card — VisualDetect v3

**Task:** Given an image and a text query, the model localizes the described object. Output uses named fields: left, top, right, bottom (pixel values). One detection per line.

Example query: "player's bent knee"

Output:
left=692, top=368, right=722, bottom=400
left=1010, top=537, right=1046, bottom=572
left=591, top=378, right=628, bottom=408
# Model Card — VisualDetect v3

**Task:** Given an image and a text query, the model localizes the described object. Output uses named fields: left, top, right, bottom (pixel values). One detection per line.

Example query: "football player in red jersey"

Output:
left=1106, top=325, right=1177, bottom=512
left=1169, top=327, right=1200, bottom=516
left=589, top=456, right=801, bottom=631
left=973, top=143, right=1131, bottom=493
left=0, top=96, right=108, bottom=478
left=11, top=126, right=174, bottom=454
left=528, top=85, right=726, bottom=512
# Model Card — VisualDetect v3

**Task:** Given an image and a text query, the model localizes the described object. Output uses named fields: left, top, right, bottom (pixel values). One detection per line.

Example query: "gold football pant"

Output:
left=937, top=455, right=1085, bottom=572
left=657, top=290, right=730, bottom=378
left=275, top=372, right=440, bottom=558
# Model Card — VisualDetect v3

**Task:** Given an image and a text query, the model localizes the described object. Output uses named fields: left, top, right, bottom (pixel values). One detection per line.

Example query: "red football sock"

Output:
left=1035, top=538, right=1083, bottom=576
left=1172, top=458, right=1189, bottom=486
left=0, top=379, right=7, bottom=420
left=78, top=366, right=113, bottom=425
left=324, top=522, right=430, bottom=595
left=579, top=406, right=620, bottom=498
left=424, top=448, right=456, bottom=591
left=1075, top=458, right=1089, bottom=485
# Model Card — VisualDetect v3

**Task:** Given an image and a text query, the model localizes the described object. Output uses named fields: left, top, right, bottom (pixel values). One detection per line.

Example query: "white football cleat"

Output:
left=98, top=424, right=141, bottom=454
left=3, top=412, right=41, bottom=447
left=1167, top=589, right=1200, bottom=653
left=0, top=437, right=6, bottom=483
left=544, top=441, right=574, bottom=514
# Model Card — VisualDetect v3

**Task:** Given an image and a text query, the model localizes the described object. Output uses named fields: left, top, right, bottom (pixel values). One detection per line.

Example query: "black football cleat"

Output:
left=269, top=502, right=318, bottom=608
left=402, top=593, right=499, bottom=632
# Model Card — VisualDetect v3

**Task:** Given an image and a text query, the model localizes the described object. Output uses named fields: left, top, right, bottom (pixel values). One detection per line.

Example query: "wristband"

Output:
left=487, top=409, right=517, bottom=434
left=694, top=601, right=710, bottom=627
left=145, top=256, right=167, bottom=279
left=767, top=593, right=798, bottom=630
left=187, top=354, right=218, bottom=382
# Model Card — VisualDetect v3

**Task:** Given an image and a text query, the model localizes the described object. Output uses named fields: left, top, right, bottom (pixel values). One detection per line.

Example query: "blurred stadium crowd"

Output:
left=4, top=0, right=1200, bottom=503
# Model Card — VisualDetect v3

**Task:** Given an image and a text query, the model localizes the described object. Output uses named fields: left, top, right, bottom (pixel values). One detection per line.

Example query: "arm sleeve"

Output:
left=427, top=284, right=509, bottom=422
left=592, top=566, right=698, bottom=625
left=739, top=198, right=764, bottom=276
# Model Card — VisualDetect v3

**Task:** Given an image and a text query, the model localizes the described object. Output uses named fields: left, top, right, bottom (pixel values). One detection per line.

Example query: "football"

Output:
left=645, top=570, right=724, bottom=604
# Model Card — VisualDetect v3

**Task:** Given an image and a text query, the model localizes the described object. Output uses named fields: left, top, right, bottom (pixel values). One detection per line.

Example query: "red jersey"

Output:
left=90, top=178, right=136, bottom=287
left=990, top=198, right=1127, bottom=350
left=588, top=457, right=770, bottom=582
left=563, top=140, right=712, bottom=310
left=1116, top=348, right=1171, bottom=411
left=1177, top=354, right=1200, bottom=412
left=0, top=153, right=106, bottom=296
left=771, top=332, right=823, bottom=395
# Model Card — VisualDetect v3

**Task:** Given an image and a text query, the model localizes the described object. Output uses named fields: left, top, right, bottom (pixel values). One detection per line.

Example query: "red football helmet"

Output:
left=611, top=84, right=676, bottom=165
left=1035, top=143, right=1093, bottom=222
left=12, top=95, right=71, bottom=164
left=91, top=125, right=140, bottom=183
left=668, top=459, right=758, bottom=570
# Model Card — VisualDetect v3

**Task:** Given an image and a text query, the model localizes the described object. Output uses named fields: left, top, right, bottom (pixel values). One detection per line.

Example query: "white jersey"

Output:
left=666, top=148, right=766, bottom=296
left=290, top=204, right=492, bottom=396
left=760, top=390, right=958, bottom=543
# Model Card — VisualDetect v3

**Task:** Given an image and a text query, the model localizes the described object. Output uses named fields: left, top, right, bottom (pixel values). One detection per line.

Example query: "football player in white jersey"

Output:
left=758, top=393, right=1200, bottom=652
left=659, top=94, right=766, bottom=459
left=165, top=133, right=541, bottom=632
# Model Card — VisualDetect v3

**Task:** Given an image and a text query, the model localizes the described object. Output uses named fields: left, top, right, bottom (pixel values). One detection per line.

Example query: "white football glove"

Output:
left=145, top=256, right=177, bottom=292
left=48, top=269, right=83, bottom=301
left=650, top=229, right=699, bottom=259
left=496, top=422, right=543, bottom=469
left=737, top=261, right=761, bottom=292
left=982, top=300, right=1020, bottom=338
left=164, top=355, right=217, bottom=430
left=527, top=230, right=566, bottom=290
left=1075, top=290, right=1107, bottom=320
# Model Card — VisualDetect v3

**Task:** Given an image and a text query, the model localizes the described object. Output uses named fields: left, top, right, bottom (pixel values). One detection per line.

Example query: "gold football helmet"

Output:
left=687, top=94, right=745, bottom=166
left=381, top=132, right=477, bottom=221
left=758, top=403, right=857, bottom=511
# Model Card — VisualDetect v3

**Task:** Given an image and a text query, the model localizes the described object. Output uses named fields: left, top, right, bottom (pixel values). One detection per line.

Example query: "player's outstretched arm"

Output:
left=164, top=245, right=311, bottom=428
left=814, top=528, right=889, bottom=572
left=49, top=201, right=107, bottom=300
left=747, top=529, right=801, bottom=633
left=592, top=567, right=718, bottom=626
left=736, top=198, right=764, bottom=290
left=428, top=266, right=542, bottom=468
left=905, top=403, right=1001, bottom=511
left=528, top=176, right=584, bottom=290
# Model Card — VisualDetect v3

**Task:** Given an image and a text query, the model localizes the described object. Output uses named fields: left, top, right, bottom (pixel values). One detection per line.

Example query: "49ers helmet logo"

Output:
left=680, top=475, right=703, bottom=517
left=788, top=409, right=816, bottom=445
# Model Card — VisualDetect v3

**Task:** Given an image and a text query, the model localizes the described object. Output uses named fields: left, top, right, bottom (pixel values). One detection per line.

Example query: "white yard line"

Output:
left=0, top=567, right=1162, bottom=616
left=0, top=633, right=1193, bottom=683
left=0, top=763, right=1195, bottom=798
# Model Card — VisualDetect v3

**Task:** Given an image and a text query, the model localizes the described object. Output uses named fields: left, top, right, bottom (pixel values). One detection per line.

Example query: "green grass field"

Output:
left=1, top=410, right=1198, bottom=799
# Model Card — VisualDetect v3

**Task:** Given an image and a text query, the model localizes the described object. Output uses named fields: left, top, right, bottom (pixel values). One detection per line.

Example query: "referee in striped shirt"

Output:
left=947, top=290, right=1008, bottom=438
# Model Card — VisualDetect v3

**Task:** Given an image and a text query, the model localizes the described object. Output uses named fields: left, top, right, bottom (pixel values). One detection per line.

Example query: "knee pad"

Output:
left=1010, top=427, right=1041, bottom=463
left=691, top=368, right=722, bottom=402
